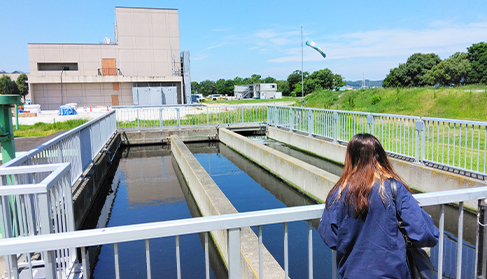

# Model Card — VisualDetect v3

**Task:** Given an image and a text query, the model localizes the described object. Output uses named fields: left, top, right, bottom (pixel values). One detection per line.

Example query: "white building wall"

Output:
left=27, top=7, right=182, bottom=109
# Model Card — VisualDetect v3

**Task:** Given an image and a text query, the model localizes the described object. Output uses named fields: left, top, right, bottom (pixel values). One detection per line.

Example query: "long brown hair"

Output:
left=325, top=133, right=410, bottom=218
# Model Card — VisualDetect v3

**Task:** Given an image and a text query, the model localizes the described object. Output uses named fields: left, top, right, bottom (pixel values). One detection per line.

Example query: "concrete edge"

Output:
left=71, top=132, right=121, bottom=230
left=267, top=126, right=487, bottom=210
left=170, top=135, right=285, bottom=279
left=219, top=128, right=340, bottom=203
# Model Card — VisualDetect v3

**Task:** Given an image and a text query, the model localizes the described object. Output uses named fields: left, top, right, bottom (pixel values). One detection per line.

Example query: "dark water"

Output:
left=82, top=136, right=480, bottom=279
left=189, top=142, right=334, bottom=279
left=82, top=145, right=225, bottom=279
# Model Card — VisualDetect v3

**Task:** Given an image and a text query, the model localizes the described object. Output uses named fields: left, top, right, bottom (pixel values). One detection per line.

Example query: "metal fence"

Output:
left=0, top=186, right=486, bottom=279
left=422, top=117, right=487, bottom=176
left=1, top=111, right=117, bottom=186
left=115, top=105, right=268, bottom=130
left=0, top=163, right=76, bottom=279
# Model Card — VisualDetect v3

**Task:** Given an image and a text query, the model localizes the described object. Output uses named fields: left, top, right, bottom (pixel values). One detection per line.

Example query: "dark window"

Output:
left=38, top=63, right=78, bottom=71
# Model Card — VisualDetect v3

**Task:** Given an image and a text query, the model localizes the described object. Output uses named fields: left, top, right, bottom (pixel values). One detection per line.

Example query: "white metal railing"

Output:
left=0, top=186, right=486, bottom=279
left=0, top=163, right=76, bottom=279
left=422, top=117, right=487, bottom=176
left=1, top=111, right=117, bottom=185
left=115, top=105, right=268, bottom=130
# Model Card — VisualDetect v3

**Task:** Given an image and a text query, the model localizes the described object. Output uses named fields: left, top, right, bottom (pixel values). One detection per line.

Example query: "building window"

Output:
left=38, top=63, right=78, bottom=71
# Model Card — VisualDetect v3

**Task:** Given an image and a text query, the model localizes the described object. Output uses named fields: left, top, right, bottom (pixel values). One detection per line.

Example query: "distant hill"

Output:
left=346, top=80, right=383, bottom=89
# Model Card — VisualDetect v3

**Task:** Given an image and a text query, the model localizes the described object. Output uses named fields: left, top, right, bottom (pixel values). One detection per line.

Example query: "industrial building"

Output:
left=27, top=7, right=191, bottom=109
left=234, top=83, right=279, bottom=100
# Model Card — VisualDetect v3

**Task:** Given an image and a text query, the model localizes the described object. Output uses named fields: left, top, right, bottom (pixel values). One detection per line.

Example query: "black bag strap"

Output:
left=390, top=178, right=413, bottom=247
left=390, top=178, right=398, bottom=203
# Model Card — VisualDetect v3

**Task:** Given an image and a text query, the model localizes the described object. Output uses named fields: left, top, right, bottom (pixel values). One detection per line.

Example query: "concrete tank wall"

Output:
left=170, top=135, right=284, bottom=279
left=267, top=126, right=486, bottom=209
left=219, top=128, right=340, bottom=203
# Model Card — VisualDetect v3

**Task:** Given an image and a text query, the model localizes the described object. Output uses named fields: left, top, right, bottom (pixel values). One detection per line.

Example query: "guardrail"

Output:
left=0, top=163, right=76, bottom=279
left=114, top=104, right=487, bottom=177
left=1, top=111, right=117, bottom=186
left=0, top=186, right=486, bottom=279
left=115, top=105, right=268, bottom=131
left=422, top=117, right=487, bottom=177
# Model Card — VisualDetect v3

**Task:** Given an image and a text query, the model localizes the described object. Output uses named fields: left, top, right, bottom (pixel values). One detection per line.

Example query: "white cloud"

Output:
left=192, top=54, right=209, bottom=61
left=268, top=21, right=487, bottom=63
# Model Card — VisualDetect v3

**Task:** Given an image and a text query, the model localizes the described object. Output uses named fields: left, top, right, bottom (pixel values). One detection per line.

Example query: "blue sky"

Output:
left=1, top=0, right=486, bottom=82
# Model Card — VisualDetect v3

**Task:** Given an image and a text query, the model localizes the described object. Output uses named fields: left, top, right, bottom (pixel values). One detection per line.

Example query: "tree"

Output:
left=198, top=80, right=217, bottom=96
left=287, top=70, right=308, bottom=94
left=276, top=80, right=290, bottom=95
left=308, top=68, right=334, bottom=91
left=333, top=74, right=346, bottom=89
left=0, top=75, right=19, bottom=95
left=191, top=81, right=200, bottom=94
left=263, top=76, right=276, bottom=83
left=424, top=52, right=471, bottom=86
left=466, top=42, right=487, bottom=84
left=224, top=79, right=235, bottom=96
left=233, top=76, right=243, bottom=85
left=216, top=79, right=234, bottom=95
left=16, top=73, right=29, bottom=102
left=382, top=53, right=441, bottom=87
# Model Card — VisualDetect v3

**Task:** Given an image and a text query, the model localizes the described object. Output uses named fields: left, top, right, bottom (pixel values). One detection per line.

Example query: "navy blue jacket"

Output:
left=318, top=179, right=439, bottom=279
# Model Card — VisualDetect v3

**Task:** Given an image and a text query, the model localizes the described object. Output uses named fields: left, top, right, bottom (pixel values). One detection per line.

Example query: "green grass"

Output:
left=13, top=119, right=89, bottom=138
left=299, top=85, right=487, bottom=121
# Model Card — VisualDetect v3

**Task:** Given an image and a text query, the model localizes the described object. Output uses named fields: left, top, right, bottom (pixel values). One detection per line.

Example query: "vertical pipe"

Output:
left=176, top=235, right=181, bottom=279
left=438, top=205, right=445, bottom=279
left=308, top=221, right=313, bottom=279
left=456, top=202, right=464, bottom=279
left=259, top=225, right=263, bottom=279
left=284, top=222, right=289, bottom=279
left=332, top=250, right=337, bottom=279
left=81, top=247, right=90, bottom=279
left=227, top=228, right=241, bottom=279
left=205, top=233, right=210, bottom=279
left=476, top=199, right=486, bottom=278
left=114, top=243, right=120, bottom=279
left=146, top=239, right=151, bottom=279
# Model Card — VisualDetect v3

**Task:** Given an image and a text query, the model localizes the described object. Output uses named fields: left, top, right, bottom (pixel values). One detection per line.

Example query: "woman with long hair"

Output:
left=318, top=133, right=438, bottom=278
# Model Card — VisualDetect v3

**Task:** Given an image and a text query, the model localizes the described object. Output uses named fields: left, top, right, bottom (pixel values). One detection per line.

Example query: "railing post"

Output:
left=289, top=108, right=294, bottom=130
left=206, top=107, right=209, bottom=127
left=477, top=198, right=487, bottom=278
left=274, top=106, right=278, bottom=127
left=308, top=109, right=314, bottom=136
left=137, top=108, right=140, bottom=132
left=333, top=112, right=339, bottom=143
left=0, top=196, right=19, bottom=278
left=176, top=108, right=181, bottom=128
left=416, top=120, right=425, bottom=162
left=38, top=192, right=57, bottom=278
left=159, top=108, right=163, bottom=130
left=241, top=106, right=244, bottom=124
left=367, top=115, right=374, bottom=135
left=227, top=228, right=241, bottom=279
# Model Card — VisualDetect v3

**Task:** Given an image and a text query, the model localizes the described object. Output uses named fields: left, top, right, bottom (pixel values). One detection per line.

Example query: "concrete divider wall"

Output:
left=267, top=126, right=486, bottom=209
left=219, top=128, right=340, bottom=203
left=170, top=135, right=285, bottom=279
left=121, top=127, right=218, bottom=145
left=72, top=133, right=121, bottom=230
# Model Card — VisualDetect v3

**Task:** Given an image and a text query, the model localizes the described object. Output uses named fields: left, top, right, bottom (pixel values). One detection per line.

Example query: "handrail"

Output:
left=0, top=187, right=486, bottom=279
left=1, top=186, right=486, bottom=254
left=2, top=111, right=116, bottom=168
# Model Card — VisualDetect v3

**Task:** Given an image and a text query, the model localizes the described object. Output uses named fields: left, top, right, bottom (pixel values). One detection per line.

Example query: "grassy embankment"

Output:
left=300, top=84, right=487, bottom=121
left=299, top=85, right=487, bottom=171
left=13, top=119, right=89, bottom=138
